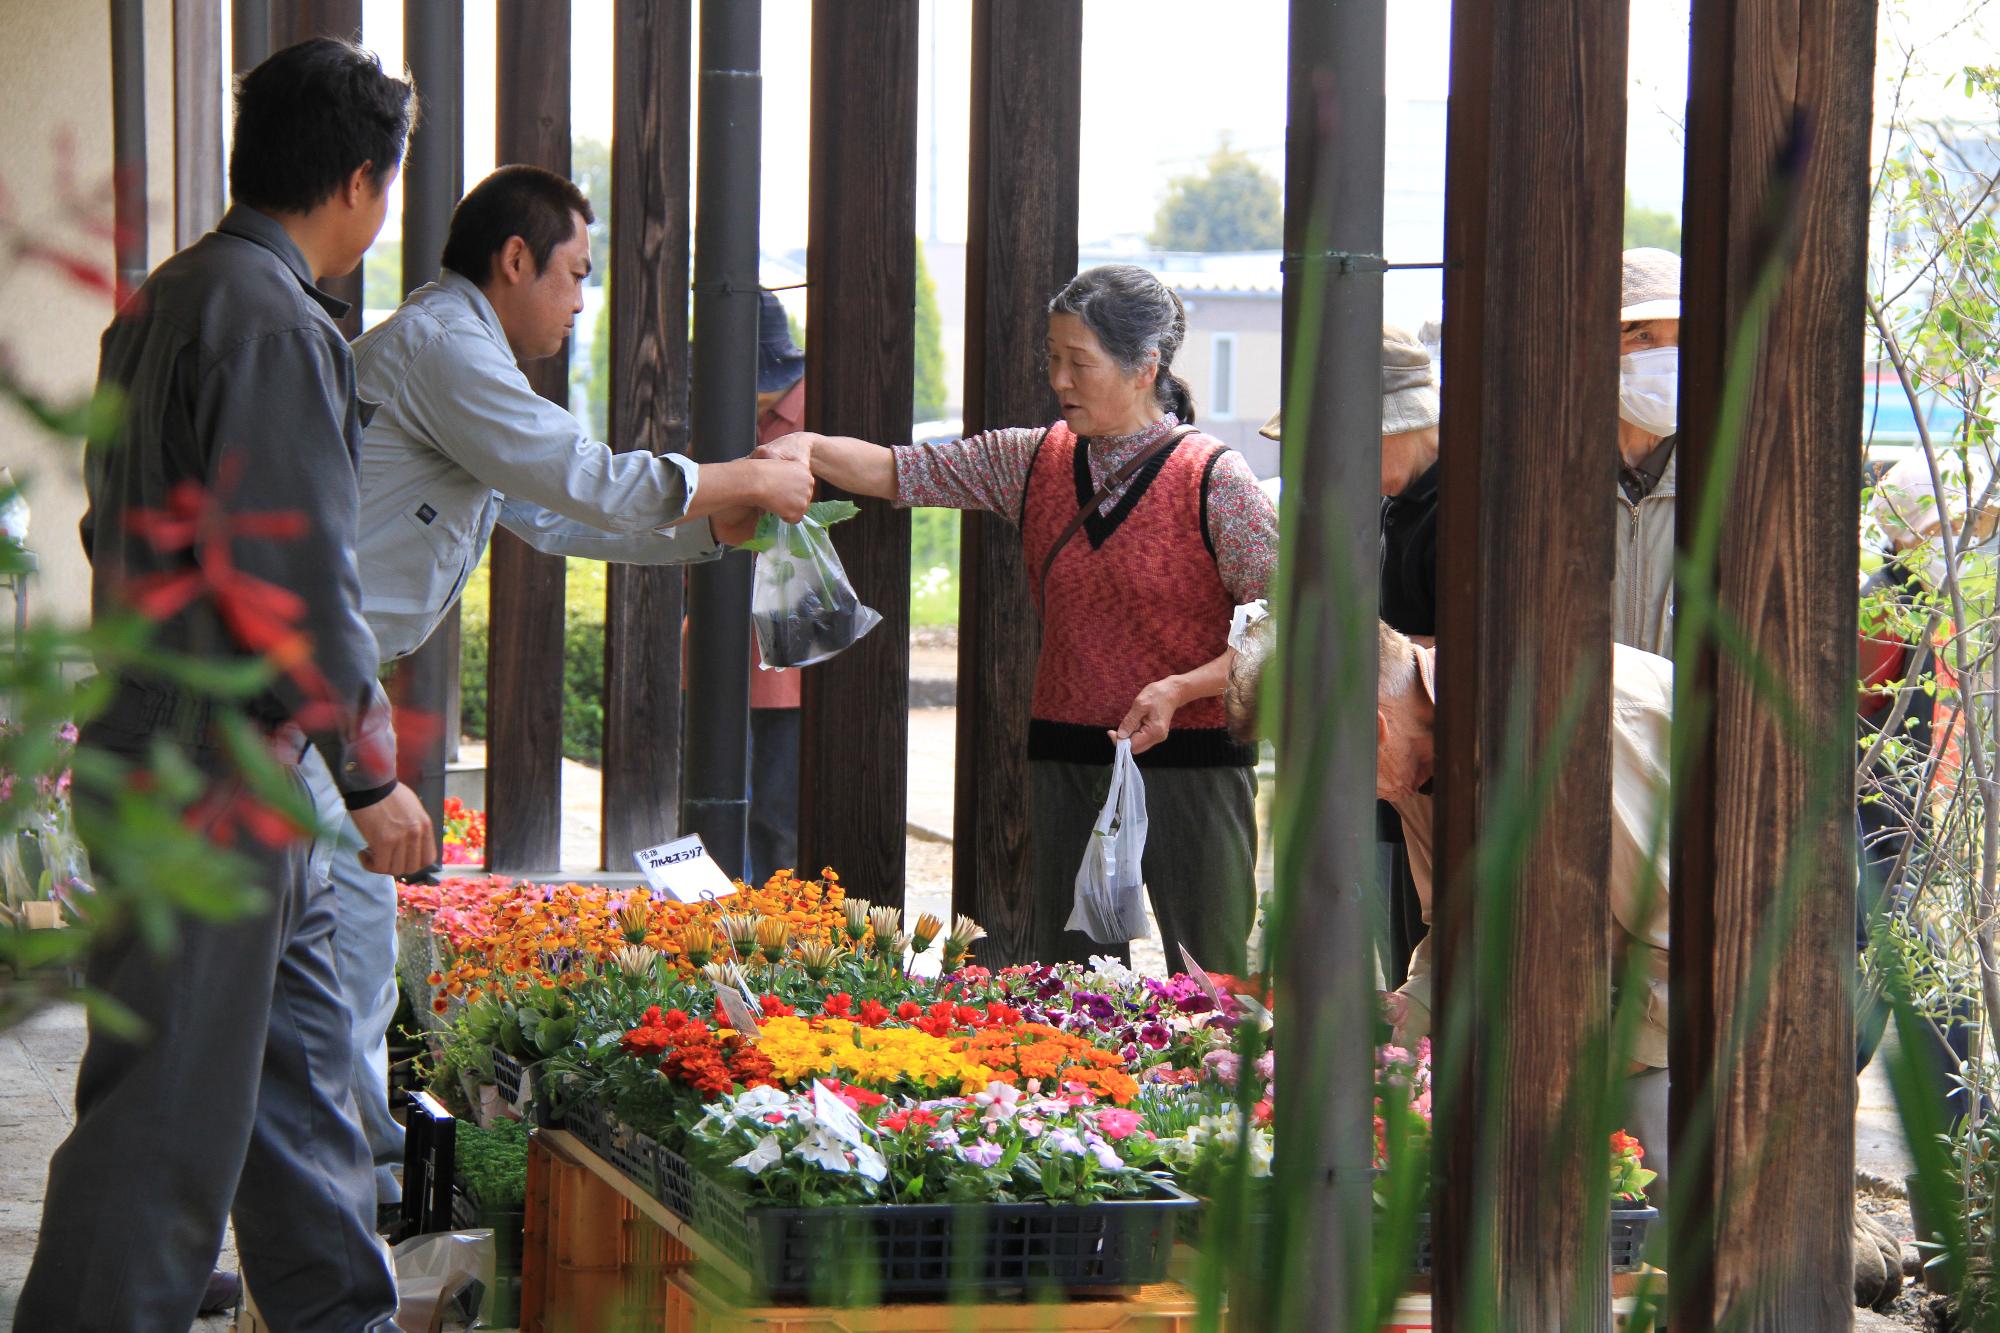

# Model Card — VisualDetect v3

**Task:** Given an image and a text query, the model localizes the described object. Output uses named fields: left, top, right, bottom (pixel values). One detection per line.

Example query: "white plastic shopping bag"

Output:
left=1066, top=739, right=1150, bottom=944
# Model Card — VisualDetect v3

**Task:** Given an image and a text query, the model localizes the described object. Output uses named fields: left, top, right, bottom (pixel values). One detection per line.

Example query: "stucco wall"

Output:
left=0, top=1, right=175, bottom=628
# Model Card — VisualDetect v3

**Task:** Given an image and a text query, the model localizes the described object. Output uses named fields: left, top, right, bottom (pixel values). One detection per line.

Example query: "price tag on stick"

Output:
left=813, top=1079, right=871, bottom=1147
left=634, top=833, right=739, bottom=903
left=1178, top=944, right=1223, bottom=1006
left=716, top=986, right=762, bottom=1035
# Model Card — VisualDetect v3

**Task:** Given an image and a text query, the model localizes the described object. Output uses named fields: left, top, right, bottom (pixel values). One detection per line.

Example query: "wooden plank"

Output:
left=951, top=0, right=1080, bottom=966
left=484, top=0, right=572, bottom=873
left=386, top=0, right=465, bottom=836
left=1667, top=0, right=1874, bottom=1326
left=1269, top=0, right=1386, bottom=1325
left=1430, top=0, right=1628, bottom=1325
left=270, top=0, right=364, bottom=338
left=172, top=0, right=224, bottom=250
left=796, top=1, right=918, bottom=898
left=601, top=0, right=693, bottom=869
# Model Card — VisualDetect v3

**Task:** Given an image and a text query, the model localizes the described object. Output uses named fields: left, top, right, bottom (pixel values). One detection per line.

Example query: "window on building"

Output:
left=1211, top=333, right=1237, bottom=420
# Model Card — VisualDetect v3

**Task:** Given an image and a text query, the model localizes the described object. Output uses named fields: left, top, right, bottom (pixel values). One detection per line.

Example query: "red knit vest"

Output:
left=1019, top=422, right=1252, bottom=768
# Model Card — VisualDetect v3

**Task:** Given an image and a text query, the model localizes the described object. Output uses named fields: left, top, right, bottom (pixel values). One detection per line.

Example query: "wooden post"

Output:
left=1668, top=0, right=1874, bottom=1326
left=110, top=0, right=148, bottom=297
left=797, top=0, right=918, bottom=897
left=485, top=0, right=571, bottom=873
left=951, top=0, right=1080, bottom=965
left=270, top=0, right=364, bottom=338
left=172, top=0, right=224, bottom=250
left=231, top=0, right=271, bottom=74
left=1430, top=0, right=1627, bottom=1325
left=601, top=0, right=693, bottom=869
left=387, top=0, right=464, bottom=836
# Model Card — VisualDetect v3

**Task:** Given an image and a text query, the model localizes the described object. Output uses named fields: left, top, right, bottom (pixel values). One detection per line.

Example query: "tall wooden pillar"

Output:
left=1431, top=0, right=1628, bottom=1326
left=797, top=1, right=918, bottom=897
left=950, top=0, right=1080, bottom=963
left=601, top=0, right=693, bottom=868
left=387, top=0, right=465, bottom=836
left=485, top=0, right=571, bottom=873
left=172, top=0, right=224, bottom=250
left=1668, top=0, right=1874, bottom=1325
left=270, top=0, right=364, bottom=338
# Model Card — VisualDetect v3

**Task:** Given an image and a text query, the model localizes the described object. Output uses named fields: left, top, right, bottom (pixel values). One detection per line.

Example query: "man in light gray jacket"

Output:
left=313, top=164, right=812, bottom=1215
left=1612, top=247, right=1681, bottom=655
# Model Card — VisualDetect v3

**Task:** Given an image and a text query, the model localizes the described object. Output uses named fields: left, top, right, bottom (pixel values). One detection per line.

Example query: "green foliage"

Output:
left=913, top=245, right=947, bottom=420
left=908, top=507, right=960, bottom=629
left=1150, top=139, right=1284, bottom=252
left=571, top=136, right=612, bottom=283
left=454, top=1117, right=530, bottom=1210
left=457, top=556, right=612, bottom=766
left=363, top=239, right=407, bottom=314
left=1622, top=192, right=1681, bottom=254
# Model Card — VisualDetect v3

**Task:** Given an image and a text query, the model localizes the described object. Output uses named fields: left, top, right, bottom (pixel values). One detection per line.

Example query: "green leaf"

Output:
left=735, top=502, right=861, bottom=554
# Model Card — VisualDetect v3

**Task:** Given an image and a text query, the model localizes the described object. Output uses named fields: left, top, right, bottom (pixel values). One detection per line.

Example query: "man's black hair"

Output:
left=229, top=38, right=417, bottom=214
left=440, top=165, right=595, bottom=286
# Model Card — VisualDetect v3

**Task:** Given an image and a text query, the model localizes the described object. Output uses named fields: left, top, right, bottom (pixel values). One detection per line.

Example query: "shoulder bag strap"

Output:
left=1036, top=424, right=1197, bottom=595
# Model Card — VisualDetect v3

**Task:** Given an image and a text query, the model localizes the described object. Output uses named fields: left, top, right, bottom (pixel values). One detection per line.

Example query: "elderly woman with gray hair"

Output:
left=796, top=264, right=1277, bottom=972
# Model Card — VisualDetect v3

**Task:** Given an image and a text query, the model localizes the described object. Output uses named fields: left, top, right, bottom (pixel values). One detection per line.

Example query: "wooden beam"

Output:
left=1668, top=0, right=1873, bottom=1325
left=601, top=0, right=693, bottom=869
left=484, top=0, right=572, bottom=874
left=385, top=0, right=465, bottom=836
left=172, top=0, right=224, bottom=250
left=110, top=0, right=147, bottom=298
left=952, top=0, right=1080, bottom=965
left=1430, top=0, right=1628, bottom=1325
left=797, top=0, right=918, bottom=898
left=270, top=0, right=364, bottom=339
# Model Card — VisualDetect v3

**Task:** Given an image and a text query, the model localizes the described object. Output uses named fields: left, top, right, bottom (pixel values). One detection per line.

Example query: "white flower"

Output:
left=1088, top=955, right=1139, bottom=986
left=731, top=1134, right=784, bottom=1175
left=796, top=1126, right=854, bottom=1174
left=974, top=1081, right=1021, bottom=1121
left=1047, top=1129, right=1086, bottom=1156
left=852, top=1143, right=888, bottom=1182
left=732, top=1085, right=791, bottom=1111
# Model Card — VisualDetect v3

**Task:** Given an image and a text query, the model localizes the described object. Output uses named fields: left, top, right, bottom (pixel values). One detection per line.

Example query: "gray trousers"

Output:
left=1028, top=759, right=1256, bottom=974
left=16, top=727, right=397, bottom=1332
left=302, top=749, right=406, bottom=1206
left=747, top=707, right=801, bottom=887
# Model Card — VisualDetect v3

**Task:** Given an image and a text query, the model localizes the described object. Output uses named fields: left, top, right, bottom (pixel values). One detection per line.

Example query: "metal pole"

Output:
left=231, top=0, right=271, bottom=74
left=681, top=0, right=761, bottom=877
left=110, top=0, right=149, bottom=297
left=1272, top=0, right=1384, bottom=1327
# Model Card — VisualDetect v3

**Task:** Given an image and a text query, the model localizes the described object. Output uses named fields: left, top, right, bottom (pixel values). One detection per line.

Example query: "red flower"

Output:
left=857, top=999, right=890, bottom=1027
left=880, top=1107, right=939, bottom=1133
left=895, top=1001, right=922, bottom=1021
left=821, top=1078, right=886, bottom=1109
left=983, top=1003, right=1022, bottom=1027
left=823, top=992, right=853, bottom=1018
left=759, top=993, right=796, bottom=1018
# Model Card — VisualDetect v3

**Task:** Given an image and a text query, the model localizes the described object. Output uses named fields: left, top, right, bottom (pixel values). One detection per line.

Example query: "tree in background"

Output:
left=913, top=244, right=947, bottom=421
left=1622, top=191, right=1682, bottom=253
left=1149, top=138, right=1283, bottom=252
left=571, top=137, right=612, bottom=282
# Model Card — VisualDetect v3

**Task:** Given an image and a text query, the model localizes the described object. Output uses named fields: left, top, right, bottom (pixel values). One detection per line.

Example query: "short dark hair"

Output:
left=229, top=39, right=416, bottom=213
left=440, top=165, right=595, bottom=285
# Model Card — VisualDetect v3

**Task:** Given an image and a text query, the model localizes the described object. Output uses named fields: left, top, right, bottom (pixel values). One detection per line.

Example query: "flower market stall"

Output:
left=394, top=870, right=1663, bottom=1325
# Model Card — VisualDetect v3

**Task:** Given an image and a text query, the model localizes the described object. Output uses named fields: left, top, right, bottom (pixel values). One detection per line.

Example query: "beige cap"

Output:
left=1256, top=325, right=1440, bottom=441
left=1621, top=248, right=1682, bottom=322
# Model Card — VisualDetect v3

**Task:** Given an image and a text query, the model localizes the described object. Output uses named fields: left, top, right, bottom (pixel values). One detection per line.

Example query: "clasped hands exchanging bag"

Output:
left=1067, top=738, right=1150, bottom=944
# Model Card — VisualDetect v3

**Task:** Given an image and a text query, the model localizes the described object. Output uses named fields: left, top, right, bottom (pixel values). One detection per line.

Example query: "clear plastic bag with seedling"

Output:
left=743, top=501, right=882, bottom=669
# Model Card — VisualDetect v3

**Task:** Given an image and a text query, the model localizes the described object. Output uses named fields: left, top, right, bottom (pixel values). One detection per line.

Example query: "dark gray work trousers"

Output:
left=15, top=722, right=396, bottom=1332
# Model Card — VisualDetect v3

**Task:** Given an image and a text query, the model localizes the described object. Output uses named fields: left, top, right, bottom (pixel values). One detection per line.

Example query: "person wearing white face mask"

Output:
left=1612, top=247, right=1682, bottom=655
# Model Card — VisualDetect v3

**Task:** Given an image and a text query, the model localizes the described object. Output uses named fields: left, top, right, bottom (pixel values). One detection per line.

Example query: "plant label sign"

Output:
left=716, top=986, right=762, bottom=1035
left=634, top=833, right=738, bottom=903
left=1178, top=945, right=1223, bottom=1006
left=812, top=1080, right=871, bottom=1147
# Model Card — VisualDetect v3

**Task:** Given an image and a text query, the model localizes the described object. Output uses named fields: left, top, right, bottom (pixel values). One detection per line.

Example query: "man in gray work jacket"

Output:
left=17, top=40, right=430, bottom=1332
left=315, top=164, right=812, bottom=1213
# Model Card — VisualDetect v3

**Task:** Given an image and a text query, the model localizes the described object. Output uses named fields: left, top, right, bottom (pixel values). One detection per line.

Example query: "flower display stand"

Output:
left=521, top=1128, right=696, bottom=1332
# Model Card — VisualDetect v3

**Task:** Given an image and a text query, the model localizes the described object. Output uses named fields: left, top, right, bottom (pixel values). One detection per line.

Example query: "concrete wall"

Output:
left=0, top=1, right=176, bottom=628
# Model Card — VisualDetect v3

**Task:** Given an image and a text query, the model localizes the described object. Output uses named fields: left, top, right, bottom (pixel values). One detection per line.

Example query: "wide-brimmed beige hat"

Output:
left=1258, top=325, right=1439, bottom=441
left=1621, top=248, right=1682, bottom=322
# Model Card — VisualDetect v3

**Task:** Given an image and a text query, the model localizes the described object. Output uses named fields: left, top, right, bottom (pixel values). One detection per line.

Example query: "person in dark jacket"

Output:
left=15, top=40, right=428, bottom=1332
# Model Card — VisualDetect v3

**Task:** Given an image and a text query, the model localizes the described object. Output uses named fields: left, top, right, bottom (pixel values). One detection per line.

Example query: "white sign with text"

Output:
left=633, top=833, right=738, bottom=903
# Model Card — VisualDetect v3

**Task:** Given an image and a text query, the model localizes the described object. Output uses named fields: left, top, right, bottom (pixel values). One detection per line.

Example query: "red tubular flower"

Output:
left=857, top=999, right=890, bottom=1027
left=823, top=992, right=854, bottom=1018
left=895, top=1001, right=921, bottom=1021
left=759, top=994, right=796, bottom=1018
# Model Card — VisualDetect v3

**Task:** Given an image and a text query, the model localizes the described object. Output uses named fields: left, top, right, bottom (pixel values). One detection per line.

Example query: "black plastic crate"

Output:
left=561, top=1101, right=662, bottom=1197
left=664, top=1140, right=1194, bottom=1302
left=489, top=1050, right=526, bottom=1107
left=1411, top=1204, right=1657, bottom=1274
